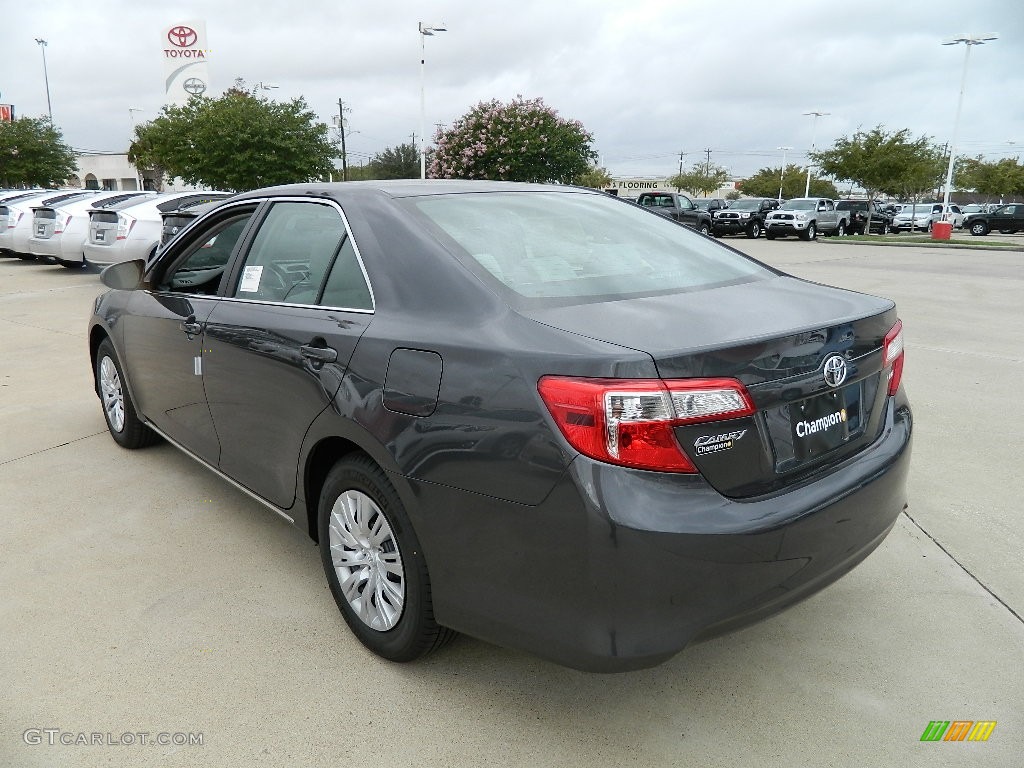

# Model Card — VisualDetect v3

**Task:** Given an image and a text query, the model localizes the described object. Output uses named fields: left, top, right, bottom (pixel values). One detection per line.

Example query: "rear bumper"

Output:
left=414, top=394, right=912, bottom=671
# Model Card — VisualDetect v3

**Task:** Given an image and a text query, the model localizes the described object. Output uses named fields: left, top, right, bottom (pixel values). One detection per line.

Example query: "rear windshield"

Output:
left=405, top=191, right=773, bottom=302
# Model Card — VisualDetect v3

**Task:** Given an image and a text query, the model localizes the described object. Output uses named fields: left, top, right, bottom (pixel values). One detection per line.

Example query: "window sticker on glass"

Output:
left=239, top=265, right=263, bottom=293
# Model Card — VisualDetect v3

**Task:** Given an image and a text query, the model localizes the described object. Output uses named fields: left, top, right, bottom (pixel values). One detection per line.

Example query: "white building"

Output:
left=71, top=152, right=203, bottom=192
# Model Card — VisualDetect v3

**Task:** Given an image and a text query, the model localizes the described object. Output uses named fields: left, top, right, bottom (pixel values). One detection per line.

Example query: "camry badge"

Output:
left=822, top=354, right=848, bottom=388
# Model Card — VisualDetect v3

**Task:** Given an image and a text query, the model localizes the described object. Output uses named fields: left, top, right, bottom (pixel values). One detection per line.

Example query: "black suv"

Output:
left=712, top=197, right=779, bottom=239
left=836, top=200, right=894, bottom=235
left=965, top=203, right=1024, bottom=236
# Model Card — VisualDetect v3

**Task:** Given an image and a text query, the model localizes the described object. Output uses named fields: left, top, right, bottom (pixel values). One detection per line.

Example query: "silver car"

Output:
left=892, top=203, right=965, bottom=232
left=28, top=191, right=153, bottom=267
left=83, top=191, right=231, bottom=267
left=1, top=190, right=101, bottom=258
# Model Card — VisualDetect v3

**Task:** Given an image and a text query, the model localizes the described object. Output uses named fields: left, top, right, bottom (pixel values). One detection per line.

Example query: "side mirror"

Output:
left=100, top=259, right=145, bottom=291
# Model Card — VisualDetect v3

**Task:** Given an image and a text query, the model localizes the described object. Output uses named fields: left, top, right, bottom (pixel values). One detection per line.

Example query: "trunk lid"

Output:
left=524, top=276, right=898, bottom=498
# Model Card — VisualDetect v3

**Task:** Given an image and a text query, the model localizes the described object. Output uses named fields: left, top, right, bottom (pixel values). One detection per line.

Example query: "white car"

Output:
left=892, top=203, right=965, bottom=232
left=1, top=190, right=101, bottom=258
left=83, top=191, right=231, bottom=267
left=28, top=191, right=154, bottom=268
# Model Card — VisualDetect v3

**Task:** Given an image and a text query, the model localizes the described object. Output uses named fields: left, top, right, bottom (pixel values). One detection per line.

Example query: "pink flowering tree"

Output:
left=429, top=97, right=597, bottom=183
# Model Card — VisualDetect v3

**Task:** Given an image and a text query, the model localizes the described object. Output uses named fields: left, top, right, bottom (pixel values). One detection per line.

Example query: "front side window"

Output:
left=161, top=209, right=256, bottom=295
left=232, top=201, right=346, bottom=305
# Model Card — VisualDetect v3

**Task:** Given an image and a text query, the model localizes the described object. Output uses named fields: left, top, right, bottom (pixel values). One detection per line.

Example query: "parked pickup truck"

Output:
left=764, top=198, right=849, bottom=240
left=635, top=191, right=713, bottom=235
left=836, top=200, right=894, bottom=235
left=712, top=197, right=779, bottom=239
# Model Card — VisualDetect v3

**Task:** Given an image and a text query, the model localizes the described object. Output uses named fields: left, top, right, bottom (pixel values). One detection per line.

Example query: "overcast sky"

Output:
left=5, top=0, right=1023, bottom=180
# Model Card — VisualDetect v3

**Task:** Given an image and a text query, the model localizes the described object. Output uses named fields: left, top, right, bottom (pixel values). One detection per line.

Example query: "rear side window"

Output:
left=231, top=201, right=346, bottom=305
left=407, top=191, right=772, bottom=302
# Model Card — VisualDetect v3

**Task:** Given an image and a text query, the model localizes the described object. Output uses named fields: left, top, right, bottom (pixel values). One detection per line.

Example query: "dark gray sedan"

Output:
left=89, top=180, right=912, bottom=671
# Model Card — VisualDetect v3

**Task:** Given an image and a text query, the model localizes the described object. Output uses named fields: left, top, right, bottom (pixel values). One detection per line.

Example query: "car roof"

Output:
left=229, top=179, right=588, bottom=203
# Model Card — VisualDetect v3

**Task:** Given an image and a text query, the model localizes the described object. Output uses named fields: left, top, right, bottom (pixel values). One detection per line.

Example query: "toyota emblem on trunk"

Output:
left=822, top=354, right=848, bottom=388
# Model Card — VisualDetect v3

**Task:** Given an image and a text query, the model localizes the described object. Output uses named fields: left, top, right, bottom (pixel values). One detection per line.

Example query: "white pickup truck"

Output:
left=764, top=198, right=849, bottom=241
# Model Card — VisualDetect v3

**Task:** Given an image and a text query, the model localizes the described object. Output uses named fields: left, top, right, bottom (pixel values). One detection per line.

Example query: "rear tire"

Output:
left=58, top=258, right=86, bottom=269
left=95, top=339, right=159, bottom=449
left=318, top=454, right=455, bottom=662
left=836, top=221, right=847, bottom=237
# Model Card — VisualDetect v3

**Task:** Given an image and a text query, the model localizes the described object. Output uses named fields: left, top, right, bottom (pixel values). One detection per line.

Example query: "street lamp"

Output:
left=777, top=146, right=792, bottom=201
left=802, top=111, right=829, bottom=197
left=939, top=34, right=997, bottom=220
left=35, top=38, right=52, bottom=123
left=418, top=21, right=447, bottom=180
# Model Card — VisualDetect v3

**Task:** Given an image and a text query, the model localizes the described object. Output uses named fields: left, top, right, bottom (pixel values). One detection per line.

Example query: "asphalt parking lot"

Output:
left=2, top=239, right=1022, bottom=767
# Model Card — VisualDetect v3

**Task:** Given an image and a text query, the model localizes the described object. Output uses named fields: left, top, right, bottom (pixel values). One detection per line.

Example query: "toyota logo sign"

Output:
left=822, top=354, right=848, bottom=388
left=183, top=78, right=207, bottom=95
left=168, top=26, right=198, bottom=47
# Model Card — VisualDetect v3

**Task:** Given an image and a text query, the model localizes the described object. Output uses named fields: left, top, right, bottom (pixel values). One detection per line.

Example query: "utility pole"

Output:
left=337, top=99, right=349, bottom=181
left=703, top=147, right=712, bottom=175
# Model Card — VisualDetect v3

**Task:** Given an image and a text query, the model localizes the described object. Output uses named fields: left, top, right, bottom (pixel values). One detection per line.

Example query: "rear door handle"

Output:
left=300, top=344, right=338, bottom=363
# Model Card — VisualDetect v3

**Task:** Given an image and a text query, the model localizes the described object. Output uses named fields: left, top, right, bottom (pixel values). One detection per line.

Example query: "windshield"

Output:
left=726, top=199, right=761, bottom=211
left=780, top=199, right=817, bottom=211
left=406, top=191, right=773, bottom=303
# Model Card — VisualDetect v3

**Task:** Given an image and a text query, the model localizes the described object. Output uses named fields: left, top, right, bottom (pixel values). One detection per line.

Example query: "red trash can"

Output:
left=932, top=221, right=953, bottom=240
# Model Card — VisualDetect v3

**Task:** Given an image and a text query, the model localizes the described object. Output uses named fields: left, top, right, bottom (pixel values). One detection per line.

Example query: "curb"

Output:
left=824, top=237, right=1024, bottom=253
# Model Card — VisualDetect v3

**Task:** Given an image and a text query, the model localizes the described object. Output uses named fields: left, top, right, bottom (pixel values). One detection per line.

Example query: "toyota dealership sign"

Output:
left=162, top=20, right=211, bottom=105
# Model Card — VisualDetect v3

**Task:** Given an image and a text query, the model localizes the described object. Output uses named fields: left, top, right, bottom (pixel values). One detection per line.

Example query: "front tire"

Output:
left=698, top=222, right=711, bottom=236
left=746, top=222, right=762, bottom=239
left=970, top=221, right=990, bottom=236
left=318, top=454, right=455, bottom=662
left=800, top=222, right=817, bottom=241
left=95, top=339, right=159, bottom=448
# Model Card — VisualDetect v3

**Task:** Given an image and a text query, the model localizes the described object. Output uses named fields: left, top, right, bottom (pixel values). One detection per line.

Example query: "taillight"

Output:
left=538, top=376, right=755, bottom=473
left=883, top=320, right=905, bottom=396
left=116, top=213, right=136, bottom=240
left=54, top=210, right=72, bottom=234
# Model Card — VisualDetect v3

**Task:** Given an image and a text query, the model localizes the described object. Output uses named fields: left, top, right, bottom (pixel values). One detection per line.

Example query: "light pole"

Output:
left=35, top=38, right=52, bottom=123
left=418, top=22, right=446, bottom=180
left=802, top=111, right=829, bottom=197
left=939, top=34, right=997, bottom=220
left=777, top=146, right=792, bottom=201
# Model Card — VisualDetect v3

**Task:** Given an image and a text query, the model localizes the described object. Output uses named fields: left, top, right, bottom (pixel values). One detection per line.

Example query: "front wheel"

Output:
left=95, top=339, right=159, bottom=449
left=318, top=455, right=455, bottom=662
left=836, top=221, right=847, bottom=237
left=698, top=222, right=711, bottom=236
left=970, top=221, right=990, bottom=236
left=746, top=222, right=762, bottom=239
left=800, top=222, right=817, bottom=241
left=881, top=222, right=891, bottom=235
left=765, top=230, right=777, bottom=240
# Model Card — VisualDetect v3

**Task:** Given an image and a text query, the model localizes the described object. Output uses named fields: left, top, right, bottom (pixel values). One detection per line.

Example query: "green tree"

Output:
left=129, top=91, right=339, bottom=192
left=812, top=126, right=943, bottom=230
left=0, top=116, right=77, bottom=187
left=668, top=163, right=730, bottom=197
left=430, top=96, right=596, bottom=183
left=955, top=155, right=1024, bottom=200
left=368, top=143, right=419, bottom=179
left=575, top=165, right=613, bottom=189
left=739, top=165, right=837, bottom=199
